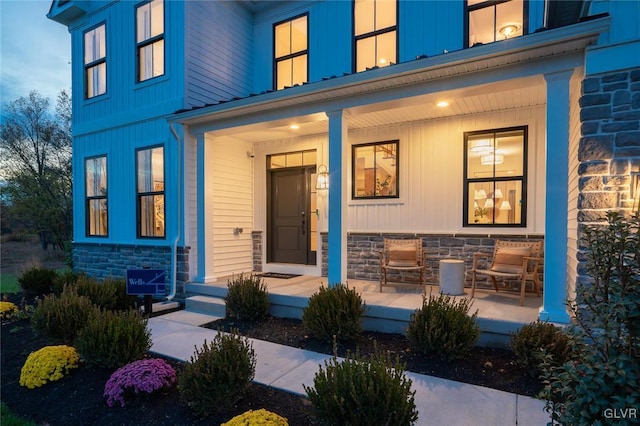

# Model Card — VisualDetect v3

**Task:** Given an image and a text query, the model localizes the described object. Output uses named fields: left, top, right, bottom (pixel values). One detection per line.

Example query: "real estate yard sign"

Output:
left=126, top=269, right=166, bottom=296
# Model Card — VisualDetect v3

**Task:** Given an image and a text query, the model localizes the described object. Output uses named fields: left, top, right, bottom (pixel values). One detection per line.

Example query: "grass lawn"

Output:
left=1, top=402, right=37, bottom=426
left=0, top=274, right=20, bottom=294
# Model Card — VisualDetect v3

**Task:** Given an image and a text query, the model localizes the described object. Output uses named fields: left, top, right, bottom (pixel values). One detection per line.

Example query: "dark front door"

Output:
left=268, top=168, right=313, bottom=264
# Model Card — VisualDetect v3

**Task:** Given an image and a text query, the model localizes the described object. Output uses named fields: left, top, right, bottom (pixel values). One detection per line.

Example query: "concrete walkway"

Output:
left=148, top=311, right=550, bottom=426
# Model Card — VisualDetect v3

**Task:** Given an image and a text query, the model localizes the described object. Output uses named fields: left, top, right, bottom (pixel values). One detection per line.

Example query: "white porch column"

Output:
left=539, top=70, right=574, bottom=324
left=326, top=110, right=348, bottom=285
left=195, top=133, right=214, bottom=282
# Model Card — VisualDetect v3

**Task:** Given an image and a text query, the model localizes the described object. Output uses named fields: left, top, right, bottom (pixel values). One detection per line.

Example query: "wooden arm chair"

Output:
left=471, top=240, right=543, bottom=306
left=379, top=239, right=426, bottom=292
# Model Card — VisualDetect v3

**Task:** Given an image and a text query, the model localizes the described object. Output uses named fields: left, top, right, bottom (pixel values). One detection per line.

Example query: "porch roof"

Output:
left=169, top=16, right=609, bottom=136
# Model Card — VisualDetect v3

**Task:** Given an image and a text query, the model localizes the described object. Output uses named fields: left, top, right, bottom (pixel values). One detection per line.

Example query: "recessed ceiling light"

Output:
left=436, top=101, right=450, bottom=107
left=289, top=124, right=300, bottom=130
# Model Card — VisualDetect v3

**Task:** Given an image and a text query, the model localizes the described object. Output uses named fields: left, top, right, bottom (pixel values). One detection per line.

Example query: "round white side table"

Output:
left=439, top=259, right=465, bottom=296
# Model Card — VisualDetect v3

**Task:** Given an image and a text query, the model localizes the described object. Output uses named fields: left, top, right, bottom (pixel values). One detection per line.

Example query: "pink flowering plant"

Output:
left=104, top=358, right=177, bottom=407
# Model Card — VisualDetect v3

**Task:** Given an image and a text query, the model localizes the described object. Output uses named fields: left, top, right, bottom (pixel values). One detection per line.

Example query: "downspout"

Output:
left=166, top=122, right=183, bottom=301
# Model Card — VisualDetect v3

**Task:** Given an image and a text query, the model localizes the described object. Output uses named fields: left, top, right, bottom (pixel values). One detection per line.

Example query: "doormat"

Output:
left=259, top=272, right=301, bottom=279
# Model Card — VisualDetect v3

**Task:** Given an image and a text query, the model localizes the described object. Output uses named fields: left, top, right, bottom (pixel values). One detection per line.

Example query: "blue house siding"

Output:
left=73, top=117, right=177, bottom=246
left=399, top=0, right=464, bottom=59
left=185, top=0, right=254, bottom=106
left=71, top=1, right=186, bottom=131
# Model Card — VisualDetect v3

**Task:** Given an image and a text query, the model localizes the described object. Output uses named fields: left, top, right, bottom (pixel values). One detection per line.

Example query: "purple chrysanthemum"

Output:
left=104, top=358, right=177, bottom=407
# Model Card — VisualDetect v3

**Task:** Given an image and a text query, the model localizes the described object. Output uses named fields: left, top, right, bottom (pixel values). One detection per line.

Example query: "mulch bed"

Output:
left=1, top=290, right=542, bottom=425
left=206, top=315, right=543, bottom=397
left=0, top=294, right=317, bottom=426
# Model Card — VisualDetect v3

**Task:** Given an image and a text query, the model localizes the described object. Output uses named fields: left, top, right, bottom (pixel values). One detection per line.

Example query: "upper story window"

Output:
left=274, top=14, right=308, bottom=90
left=84, top=24, right=106, bottom=99
left=136, top=146, right=165, bottom=238
left=136, top=0, right=164, bottom=82
left=85, top=156, right=108, bottom=236
left=352, top=140, right=398, bottom=199
left=466, top=0, right=525, bottom=48
left=464, top=126, right=527, bottom=226
left=354, top=0, right=397, bottom=72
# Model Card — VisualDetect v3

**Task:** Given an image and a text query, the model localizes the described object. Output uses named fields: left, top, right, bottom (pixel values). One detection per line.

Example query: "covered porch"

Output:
left=172, top=19, right=608, bottom=328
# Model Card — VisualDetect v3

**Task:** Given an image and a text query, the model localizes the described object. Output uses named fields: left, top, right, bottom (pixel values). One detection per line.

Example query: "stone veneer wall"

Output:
left=73, top=243, right=190, bottom=299
left=346, top=233, right=543, bottom=289
left=318, top=232, right=542, bottom=290
left=577, top=69, right=640, bottom=288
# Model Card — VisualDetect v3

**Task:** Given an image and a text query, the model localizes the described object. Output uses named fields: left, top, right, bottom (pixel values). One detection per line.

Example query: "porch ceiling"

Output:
left=222, top=77, right=546, bottom=144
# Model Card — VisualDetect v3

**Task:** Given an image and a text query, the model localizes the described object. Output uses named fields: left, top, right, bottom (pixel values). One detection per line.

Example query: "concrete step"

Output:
left=185, top=282, right=228, bottom=298
left=185, top=295, right=227, bottom=317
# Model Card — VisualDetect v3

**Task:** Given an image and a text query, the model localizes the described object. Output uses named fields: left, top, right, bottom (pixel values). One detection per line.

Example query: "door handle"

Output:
left=301, top=211, right=305, bottom=235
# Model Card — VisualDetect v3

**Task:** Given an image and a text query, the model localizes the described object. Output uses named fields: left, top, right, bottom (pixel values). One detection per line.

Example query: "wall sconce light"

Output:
left=484, top=198, right=494, bottom=209
left=494, top=188, right=504, bottom=199
left=316, top=165, right=329, bottom=190
left=499, top=200, right=511, bottom=211
left=481, top=154, right=504, bottom=165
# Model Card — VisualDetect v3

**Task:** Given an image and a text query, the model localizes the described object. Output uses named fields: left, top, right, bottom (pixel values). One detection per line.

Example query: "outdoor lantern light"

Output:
left=316, top=165, right=329, bottom=190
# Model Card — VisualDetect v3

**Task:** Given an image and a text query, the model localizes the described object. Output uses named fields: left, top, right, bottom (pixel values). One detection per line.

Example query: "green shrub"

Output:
left=76, top=277, right=137, bottom=311
left=406, top=293, right=480, bottom=360
left=301, top=284, right=365, bottom=342
left=52, top=270, right=84, bottom=295
left=31, top=288, right=94, bottom=343
left=178, top=331, right=256, bottom=416
left=225, top=274, right=270, bottom=320
left=509, top=320, right=571, bottom=377
left=75, top=309, right=151, bottom=368
left=540, top=212, right=640, bottom=425
left=304, top=344, right=418, bottom=426
left=18, top=267, right=57, bottom=296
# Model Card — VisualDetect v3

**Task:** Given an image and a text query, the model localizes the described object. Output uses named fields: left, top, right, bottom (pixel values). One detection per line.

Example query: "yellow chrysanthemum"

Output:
left=19, top=345, right=80, bottom=389
left=222, top=409, right=289, bottom=426
left=0, top=301, right=18, bottom=316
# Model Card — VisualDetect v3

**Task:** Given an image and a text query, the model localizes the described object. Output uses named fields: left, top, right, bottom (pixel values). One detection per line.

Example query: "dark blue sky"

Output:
left=1, top=0, right=70, bottom=113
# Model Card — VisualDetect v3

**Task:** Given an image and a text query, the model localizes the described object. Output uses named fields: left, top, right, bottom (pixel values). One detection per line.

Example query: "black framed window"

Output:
left=352, top=140, right=398, bottom=199
left=85, top=156, right=108, bottom=236
left=84, top=23, right=106, bottom=98
left=466, top=0, right=526, bottom=48
left=136, top=146, right=165, bottom=238
left=136, top=0, right=164, bottom=82
left=274, top=14, right=308, bottom=90
left=354, top=0, right=397, bottom=72
left=464, top=126, right=527, bottom=226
